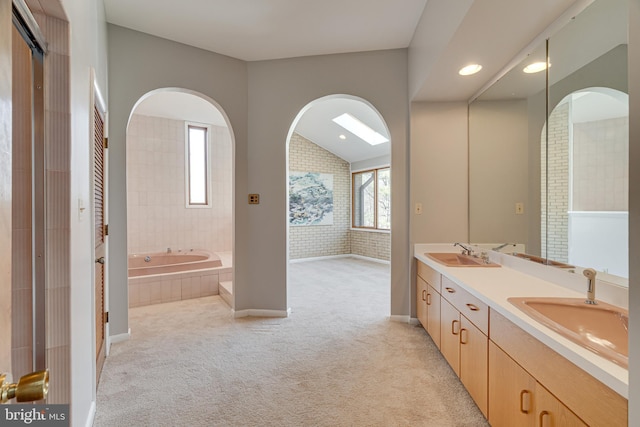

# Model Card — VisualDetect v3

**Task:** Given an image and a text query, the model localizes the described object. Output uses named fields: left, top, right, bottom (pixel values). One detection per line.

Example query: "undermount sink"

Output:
left=426, top=252, right=500, bottom=268
left=508, top=297, right=628, bottom=368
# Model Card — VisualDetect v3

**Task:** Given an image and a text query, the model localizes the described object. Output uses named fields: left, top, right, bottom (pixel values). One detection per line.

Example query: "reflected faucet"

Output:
left=454, top=243, right=473, bottom=256
left=492, top=243, right=516, bottom=252
left=584, top=268, right=597, bottom=305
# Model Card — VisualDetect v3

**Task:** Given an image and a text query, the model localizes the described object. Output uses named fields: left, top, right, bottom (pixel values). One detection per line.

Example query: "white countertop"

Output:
left=414, top=243, right=628, bottom=399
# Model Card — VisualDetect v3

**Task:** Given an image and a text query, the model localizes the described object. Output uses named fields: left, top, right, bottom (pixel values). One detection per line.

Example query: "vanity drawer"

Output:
left=417, top=261, right=440, bottom=291
left=441, top=276, right=488, bottom=335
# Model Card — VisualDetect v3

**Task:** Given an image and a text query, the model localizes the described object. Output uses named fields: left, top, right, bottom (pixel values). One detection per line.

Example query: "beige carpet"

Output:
left=94, top=257, right=488, bottom=426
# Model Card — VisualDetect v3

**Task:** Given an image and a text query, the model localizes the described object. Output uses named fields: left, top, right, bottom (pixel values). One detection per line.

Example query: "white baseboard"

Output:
left=110, top=328, right=131, bottom=344
left=289, top=254, right=351, bottom=263
left=389, top=315, right=412, bottom=323
left=84, top=401, right=96, bottom=427
left=290, top=254, right=390, bottom=265
left=233, top=308, right=291, bottom=318
left=408, top=317, right=420, bottom=326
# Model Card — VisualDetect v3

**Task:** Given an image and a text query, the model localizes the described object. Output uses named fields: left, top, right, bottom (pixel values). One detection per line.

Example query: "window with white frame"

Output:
left=352, top=167, right=390, bottom=230
left=186, top=123, right=211, bottom=207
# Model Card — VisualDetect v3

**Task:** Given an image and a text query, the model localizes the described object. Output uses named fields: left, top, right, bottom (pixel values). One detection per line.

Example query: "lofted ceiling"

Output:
left=108, top=0, right=586, bottom=163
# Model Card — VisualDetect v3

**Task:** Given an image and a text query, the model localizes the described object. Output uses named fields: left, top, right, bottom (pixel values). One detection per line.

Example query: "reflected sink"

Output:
left=426, top=252, right=501, bottom=267
left=508, top=297, right=628, bottom=368
left=511, top=253, right=574, bottom=269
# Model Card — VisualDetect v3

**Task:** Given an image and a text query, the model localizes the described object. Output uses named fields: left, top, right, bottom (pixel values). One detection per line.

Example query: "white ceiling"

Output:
left=294, top=98, right=389, bottom=164
left=103, top=0, right=428, bottom=62
left=109, top=0, right=593, bottom=163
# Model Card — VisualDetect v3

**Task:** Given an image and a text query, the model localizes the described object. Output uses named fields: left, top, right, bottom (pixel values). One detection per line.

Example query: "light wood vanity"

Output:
left=416, top=258, right=628, bottom=426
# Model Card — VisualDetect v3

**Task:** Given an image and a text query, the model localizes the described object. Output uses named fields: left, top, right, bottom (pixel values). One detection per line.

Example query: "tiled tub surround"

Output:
left=126, top=114, right=232, bottom=256
left=414, top=243, right=628, bottom=397
left=128, top=251, right=232, bottom=308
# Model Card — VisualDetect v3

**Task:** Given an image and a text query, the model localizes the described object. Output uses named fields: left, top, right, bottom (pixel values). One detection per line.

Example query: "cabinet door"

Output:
left=460, top=315, right=488, bottom=417
left=417, top=276, right=428, bottom=329
left=488, top=341, right=536, bottom=427
left=536, top=385, right=587, bottom=427
left=440, top=298, right=460, bottom=376
left=426, top=284, right=441, bottom=349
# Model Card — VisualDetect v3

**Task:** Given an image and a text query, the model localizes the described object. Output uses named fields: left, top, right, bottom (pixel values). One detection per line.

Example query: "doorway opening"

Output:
left=125, top=89, right=235, bottom=311
left=286, top=95, right=391, bottom=311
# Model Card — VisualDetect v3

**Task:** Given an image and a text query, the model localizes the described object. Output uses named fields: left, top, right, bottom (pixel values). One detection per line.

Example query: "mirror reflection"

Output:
left=469, top=0, right=628, bottom=285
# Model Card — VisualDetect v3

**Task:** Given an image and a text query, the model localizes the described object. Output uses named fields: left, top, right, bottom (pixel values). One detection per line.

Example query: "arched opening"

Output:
left=125, top=88, right=235, bottom=311
left=286, top=94, right=391, bottom=313
left=542, top=87, right=628, bottom=277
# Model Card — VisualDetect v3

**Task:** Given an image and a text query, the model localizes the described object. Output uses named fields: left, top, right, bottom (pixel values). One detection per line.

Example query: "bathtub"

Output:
left=127, top=250, right=231, bottom=308
left=128, top=250, right=222, bottom=277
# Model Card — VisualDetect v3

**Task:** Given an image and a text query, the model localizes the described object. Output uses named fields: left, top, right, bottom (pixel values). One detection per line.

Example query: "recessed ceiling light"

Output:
left=339, top=134, right=346, bottom=140
left=332, top=113, right=389, bottom=146
left=458, top=64, right=482, bottom=76
left=523, top=61, right=550, bottom=73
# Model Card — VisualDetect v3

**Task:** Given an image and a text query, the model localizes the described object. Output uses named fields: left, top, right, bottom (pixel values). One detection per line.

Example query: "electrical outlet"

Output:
left=515, top=202, right=524, bottom=215
left=415, top=203, right=423, bottom=215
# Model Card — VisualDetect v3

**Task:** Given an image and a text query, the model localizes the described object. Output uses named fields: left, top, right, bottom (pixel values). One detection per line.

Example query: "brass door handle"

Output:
left=95, top=257, right=105, bottom=264
left=0, top=370, right=49, bottom=403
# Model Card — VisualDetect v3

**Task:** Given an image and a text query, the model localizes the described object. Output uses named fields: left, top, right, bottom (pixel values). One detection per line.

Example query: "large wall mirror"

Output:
left=469, top=0, right=628, bottom=286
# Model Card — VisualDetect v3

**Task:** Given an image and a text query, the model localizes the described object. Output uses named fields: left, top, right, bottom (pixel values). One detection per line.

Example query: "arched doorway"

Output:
left=125, top=89, right=236, bottom=310
left=286, top=95, right=392, bottom=311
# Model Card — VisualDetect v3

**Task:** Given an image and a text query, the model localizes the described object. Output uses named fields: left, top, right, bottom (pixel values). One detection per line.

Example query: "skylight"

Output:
left=332, top=113, right=389, bottom=146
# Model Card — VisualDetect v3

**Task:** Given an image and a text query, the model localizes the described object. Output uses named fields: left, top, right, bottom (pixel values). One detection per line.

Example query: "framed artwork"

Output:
left=289, top=172, right=334, bottom=226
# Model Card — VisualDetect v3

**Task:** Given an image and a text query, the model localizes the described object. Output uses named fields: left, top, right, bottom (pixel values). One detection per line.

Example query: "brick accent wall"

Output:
left=127, top=114, right=232, bottom=255
left=289, top=133, right=351, bottom=258
left=542, top=103, right=570, bottom=262
left=351, top=230, right=390, bottom=261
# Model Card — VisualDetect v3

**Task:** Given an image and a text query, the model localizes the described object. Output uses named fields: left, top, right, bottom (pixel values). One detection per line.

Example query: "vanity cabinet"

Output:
left=417, top=262, right=441, bottom=348
left=415, top=258, right=628, bottom=426
left=440, top=276, right=489, bottom=416
left=489, top=341, right=586, bottom=427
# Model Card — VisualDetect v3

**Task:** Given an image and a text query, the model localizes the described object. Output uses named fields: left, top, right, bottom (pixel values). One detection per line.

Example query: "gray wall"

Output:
left=469, top=99, right=529, bottom=245
left=109, top=28, right=411, bottom=324
left=247, top=49, right=410, bottom=316
left=628, top=0, right=639, bottom=423
left=108, top=25, right=249, bottom=333
left=409, top=102, right=469, bottom=317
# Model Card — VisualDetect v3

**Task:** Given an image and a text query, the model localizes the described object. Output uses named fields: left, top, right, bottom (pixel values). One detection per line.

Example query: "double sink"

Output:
left=425, top=251, right=629, bottom=368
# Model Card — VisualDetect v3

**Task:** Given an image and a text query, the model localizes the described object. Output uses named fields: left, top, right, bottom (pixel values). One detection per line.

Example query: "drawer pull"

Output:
left=451, top=320, right=460, bottom=335
left=466, top=303, right=480, bottom=311
left=445, top=287, right=456, bottom=294
left=539, top=410, right=550, bottom=427
left=422, top=289, right=427, bottom=301
left=520, top=390, right=531, bottom=414
left=426, top=293, right=432, bottom=305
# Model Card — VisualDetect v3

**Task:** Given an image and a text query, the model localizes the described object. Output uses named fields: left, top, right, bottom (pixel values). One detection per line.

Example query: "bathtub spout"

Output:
left=167, top=247, right=172, bottom=253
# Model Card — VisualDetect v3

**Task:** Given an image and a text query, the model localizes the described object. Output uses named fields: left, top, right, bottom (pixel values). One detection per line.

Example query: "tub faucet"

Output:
left=454, top=243, right=473, bottom=256
left=583, top=268, right=597, bottom=305
left=167, top=247, right=172, bottom=254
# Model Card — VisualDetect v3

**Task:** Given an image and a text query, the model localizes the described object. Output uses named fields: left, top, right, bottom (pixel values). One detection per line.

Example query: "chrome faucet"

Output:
left=167, top=247, right=172, bottom=253
left=583, top=268, right=597, bottom=305
left=454, top=242, right=473, bottom=256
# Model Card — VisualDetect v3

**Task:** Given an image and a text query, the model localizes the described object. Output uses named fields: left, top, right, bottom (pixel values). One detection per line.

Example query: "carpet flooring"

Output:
left=94, top=257, right=488, bottom=426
